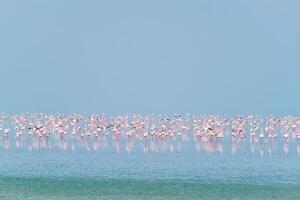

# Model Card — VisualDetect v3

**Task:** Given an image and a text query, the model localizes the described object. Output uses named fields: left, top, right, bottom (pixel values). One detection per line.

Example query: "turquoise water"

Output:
left=1, top=177, right=300, bottom=200
left=0, top=135, right=300, bottom=199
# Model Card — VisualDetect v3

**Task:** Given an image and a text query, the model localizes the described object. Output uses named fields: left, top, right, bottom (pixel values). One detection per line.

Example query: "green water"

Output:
left=1, top=177, right=300, bottom=200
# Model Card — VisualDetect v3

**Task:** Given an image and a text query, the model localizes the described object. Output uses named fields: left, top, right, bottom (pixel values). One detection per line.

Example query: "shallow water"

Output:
left=0, top=134, right=300, bottom=199
left=1, top=177, right=300, bottom=200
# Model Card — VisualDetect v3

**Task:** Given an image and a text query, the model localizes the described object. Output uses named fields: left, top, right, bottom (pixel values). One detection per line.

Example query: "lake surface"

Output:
left=0, top=132, right=300, bottom=200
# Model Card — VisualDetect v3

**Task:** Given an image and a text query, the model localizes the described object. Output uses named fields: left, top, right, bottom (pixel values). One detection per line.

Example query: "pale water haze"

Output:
left=0, top=0, right=300, bottom=115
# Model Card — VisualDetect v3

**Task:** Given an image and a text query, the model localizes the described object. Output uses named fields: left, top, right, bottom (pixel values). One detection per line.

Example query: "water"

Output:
left=1, top=177, right=300, bottom=200
left=0, top=134, right=300, bottom=200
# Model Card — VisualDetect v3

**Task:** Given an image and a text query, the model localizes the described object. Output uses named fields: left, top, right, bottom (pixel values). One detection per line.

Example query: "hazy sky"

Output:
left=0, top=0, right=299, bottom=116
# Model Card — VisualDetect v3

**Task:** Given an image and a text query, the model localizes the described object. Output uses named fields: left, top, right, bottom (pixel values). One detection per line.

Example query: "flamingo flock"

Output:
left=0, top=113, right=300, bottom=156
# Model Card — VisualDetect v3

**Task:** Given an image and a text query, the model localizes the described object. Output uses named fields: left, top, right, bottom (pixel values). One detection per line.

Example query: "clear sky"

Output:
left=0, top=0, right=299, bottom=116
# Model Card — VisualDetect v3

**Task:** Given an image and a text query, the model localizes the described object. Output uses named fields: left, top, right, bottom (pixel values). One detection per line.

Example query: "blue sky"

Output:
left=0, top=0, right=299, bottom=116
